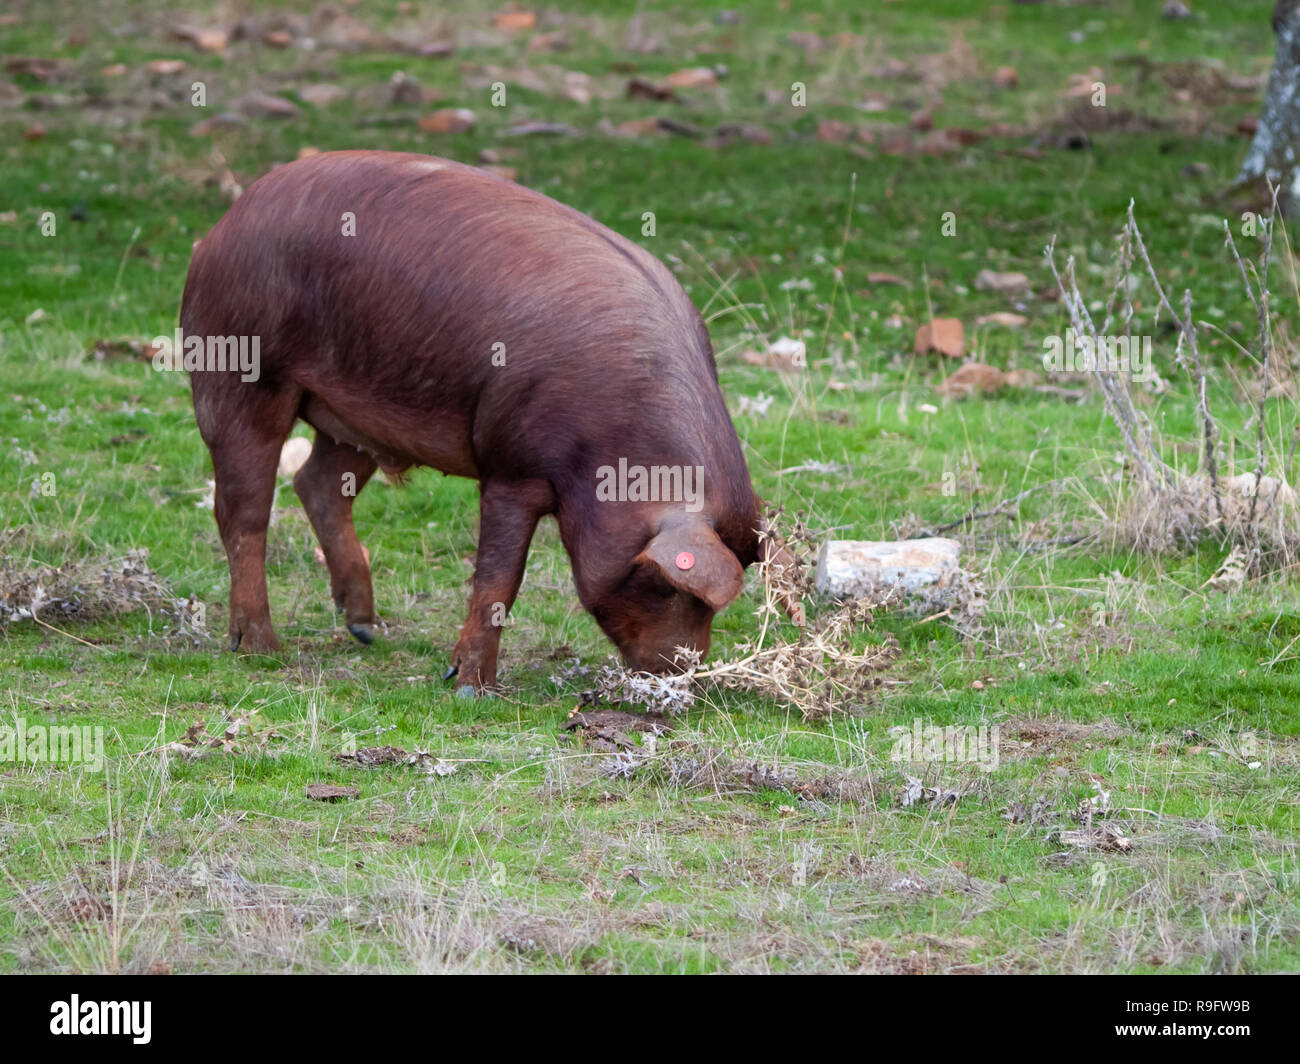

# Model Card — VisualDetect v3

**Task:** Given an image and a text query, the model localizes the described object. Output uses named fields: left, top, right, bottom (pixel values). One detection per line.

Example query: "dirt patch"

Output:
left=1008, top=716, right=1126, bottom=750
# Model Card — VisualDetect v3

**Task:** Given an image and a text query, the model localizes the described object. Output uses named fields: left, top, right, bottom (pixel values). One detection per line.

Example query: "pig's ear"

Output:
left=637, top=520, right=745, bottom=611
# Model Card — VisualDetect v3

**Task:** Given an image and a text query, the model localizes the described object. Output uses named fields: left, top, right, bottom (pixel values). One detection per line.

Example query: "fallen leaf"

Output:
left=298, top=83, right=349, bottom=107
left=976, top=311, right=1027, bottom=326
left=418, top=107, right=476, bottom=133
left=866, top=271, right=908, bottom=286
left=711, top=122, right=772, bottom=145
left=913, top=318, right=964, bottom=358
left=143, top=59, right=187, bottom=75
left=168, top=24, right=229, bottom=53
left=916, top=131, right=959, bottom=155
left=626, top=76, right=675, bottom=101
left=879, top=130, right=911, bottom=155
left=561, top=71, right=591, bottom=104
left=528, top=32, right=569, bottom=53
left=502, top=120, right=580, bottom=136
left=938, top=362, right=1007, bottom=399
left=974, top=269, right=1031, bottom=296
left=816, top=118, right=852, bottom=142
left=5, top=56, right=69, bottom=80
left=190, top=112, right=245, bottom=136
left=908, top=107, right=934, bottom=131
left=493, top=10, right=537, bottom=31
left=236, top=91, right=300, bottom=119
left=662, top=66, right=719, bottom=89
left=389, top=70, right=425, bottom=104
left=1063, top=67, right=1117, bottom=99
left=607, top=116, right=662, bottom=137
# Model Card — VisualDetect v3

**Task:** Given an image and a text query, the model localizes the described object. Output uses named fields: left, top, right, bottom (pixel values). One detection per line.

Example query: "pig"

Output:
left=179, top=151, right=799, bottom=692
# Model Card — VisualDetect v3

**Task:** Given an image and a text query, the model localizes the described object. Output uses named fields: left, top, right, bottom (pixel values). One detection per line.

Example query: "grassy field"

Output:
left=1, top=0, right=1297, bottom=973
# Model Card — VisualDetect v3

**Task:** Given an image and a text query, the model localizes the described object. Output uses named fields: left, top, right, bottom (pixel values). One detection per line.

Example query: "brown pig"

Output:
left=179, top=151, right=797, bottom=692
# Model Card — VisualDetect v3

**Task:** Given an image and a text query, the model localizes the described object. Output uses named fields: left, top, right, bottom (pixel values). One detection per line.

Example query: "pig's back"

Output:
left=182, top=151, right=739, bottom=496
left=186, top=151, right=704, bottom=382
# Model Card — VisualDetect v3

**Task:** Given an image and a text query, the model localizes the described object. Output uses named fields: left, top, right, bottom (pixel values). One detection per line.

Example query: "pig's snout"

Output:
left=618, top=630, right=711, bottom=675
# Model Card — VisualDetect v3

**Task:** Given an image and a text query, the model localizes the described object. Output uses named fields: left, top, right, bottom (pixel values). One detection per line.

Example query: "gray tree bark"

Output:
left=1237, top=0, right=1300, bottom=210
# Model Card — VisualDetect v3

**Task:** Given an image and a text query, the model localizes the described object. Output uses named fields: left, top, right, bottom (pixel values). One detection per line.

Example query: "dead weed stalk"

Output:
left=1046, top=193, right=1299, bottom=574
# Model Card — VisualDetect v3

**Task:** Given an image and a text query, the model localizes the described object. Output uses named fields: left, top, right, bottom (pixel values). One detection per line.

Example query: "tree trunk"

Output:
left=1237, top=0, right=1300, bottom=212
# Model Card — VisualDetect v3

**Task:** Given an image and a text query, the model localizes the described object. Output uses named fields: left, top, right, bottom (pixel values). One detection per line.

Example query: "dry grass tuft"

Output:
left=1047, top=195, right=1300, bottom=574
left=0, top=547, right=207, bottom=642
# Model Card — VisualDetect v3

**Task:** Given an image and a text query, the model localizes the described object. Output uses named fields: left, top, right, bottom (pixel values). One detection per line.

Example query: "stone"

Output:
left=816, top=538, right=962, bottom=599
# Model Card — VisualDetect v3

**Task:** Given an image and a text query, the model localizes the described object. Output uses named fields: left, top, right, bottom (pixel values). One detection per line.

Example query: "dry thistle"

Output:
left=550, top=512, right=901, bottom=721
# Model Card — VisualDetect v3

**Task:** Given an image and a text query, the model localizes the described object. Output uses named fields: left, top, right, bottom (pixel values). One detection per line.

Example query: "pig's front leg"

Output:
left=446, top=478, right=554, bottom=694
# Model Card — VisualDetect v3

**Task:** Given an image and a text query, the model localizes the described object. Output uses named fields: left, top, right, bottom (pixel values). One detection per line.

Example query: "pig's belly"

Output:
left=298, top=392, right=479, bottom=479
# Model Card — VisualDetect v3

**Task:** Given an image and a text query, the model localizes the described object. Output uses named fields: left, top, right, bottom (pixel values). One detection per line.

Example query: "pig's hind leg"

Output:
left=447, top=478, right=555, bottom=693
left=293, top=432, right=379, bottom=644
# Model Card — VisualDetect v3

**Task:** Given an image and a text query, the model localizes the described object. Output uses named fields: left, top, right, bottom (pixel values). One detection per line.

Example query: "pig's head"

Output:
left=586, top=513, right=747, bottom=673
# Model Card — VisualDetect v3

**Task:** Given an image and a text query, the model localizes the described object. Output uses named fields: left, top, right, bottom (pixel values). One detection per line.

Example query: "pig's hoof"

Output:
left=347, top=623, right=373, bottom=645
left=443, top=663, right=459, bottom=681
left=230, top=624, right=280, bottom=654
left=455, top=684, right=479, bottom=699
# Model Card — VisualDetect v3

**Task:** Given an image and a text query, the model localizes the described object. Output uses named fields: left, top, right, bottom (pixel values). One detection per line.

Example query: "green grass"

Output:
left=1, top=0, right=1297, bottom=973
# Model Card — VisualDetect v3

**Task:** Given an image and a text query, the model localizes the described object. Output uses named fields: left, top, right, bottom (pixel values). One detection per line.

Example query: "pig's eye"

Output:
left=632, top=560, right=678, bottom=599
left=643, top=570, right=677, bottom=599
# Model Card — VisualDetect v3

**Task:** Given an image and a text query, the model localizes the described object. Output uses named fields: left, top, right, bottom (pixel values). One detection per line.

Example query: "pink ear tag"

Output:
left=675, top=551, right=695, bottom=571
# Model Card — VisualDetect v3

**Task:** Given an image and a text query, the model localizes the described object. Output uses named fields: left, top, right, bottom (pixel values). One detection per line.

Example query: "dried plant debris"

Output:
left=305, top=783, right=359, bottom=802
left=756, top=507, right=815, bottom=623
left=334, top=745, right=464, bottom=777
left=1055, top=823, right=1134, bottom=853
left=1004, top=797, right=1052, bottom=825
left=333, top=744, right=409, bottom=766
left=899, top=776, right=962, bottom=808
left=602, top=751, right=642, bottom=779
left=562, top=709, right=672, bottom=754
left=1010, top=716, right=1126, bottom=751
left=0, top=548, right=207, bottom=641
left=663, top=752, right=875, bottom=805
left=562, top=709, right=674, bottom=735
left=1046, top=198, right=1300, bottom=573
left=156, top=715, right=281, bottom=760
left=548, top=513, right=898, bottom=722
left=701, top=600, right=901, bottom=721
left=553, top=652, right=699, bottom=715
left=1203, top=545, right=1247, bottom=593
left=559, top=730, right=875, bottom=804
left=901, top=564, right=987, bottom=633
left=1073, top=781, right=1113, bottom=824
